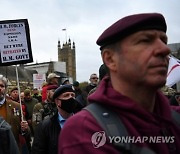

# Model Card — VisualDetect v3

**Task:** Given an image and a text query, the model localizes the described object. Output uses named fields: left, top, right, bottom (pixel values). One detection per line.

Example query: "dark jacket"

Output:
left=32, top=112, right=61, bottom=154
left=0, top=116, right=19, bottom=154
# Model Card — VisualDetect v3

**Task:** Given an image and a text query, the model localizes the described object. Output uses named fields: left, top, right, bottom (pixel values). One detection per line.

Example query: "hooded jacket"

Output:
left=58, top=77, right=180, bottom=154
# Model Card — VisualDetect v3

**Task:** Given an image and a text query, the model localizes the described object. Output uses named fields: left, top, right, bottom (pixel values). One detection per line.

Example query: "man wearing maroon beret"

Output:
left=58, top=13, right=180, bottom=153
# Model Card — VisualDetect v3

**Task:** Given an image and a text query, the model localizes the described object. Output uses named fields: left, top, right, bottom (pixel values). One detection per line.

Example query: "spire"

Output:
left=68, top=38, right=71, bottom=43
left=73, top=41, right=75, bottom=49
left=68, top=38, right=71, bottom=47
left=58, top=40, right=61, bottom=48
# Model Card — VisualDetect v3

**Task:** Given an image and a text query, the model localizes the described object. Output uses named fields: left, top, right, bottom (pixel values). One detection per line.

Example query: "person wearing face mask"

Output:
left=32, top=84, right=78, bottom=154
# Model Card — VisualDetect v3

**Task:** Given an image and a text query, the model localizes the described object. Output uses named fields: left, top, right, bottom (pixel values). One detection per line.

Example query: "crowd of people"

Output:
left=1, top=12, right=180, bottom=154
left=0, top=70, right=100, bottom=154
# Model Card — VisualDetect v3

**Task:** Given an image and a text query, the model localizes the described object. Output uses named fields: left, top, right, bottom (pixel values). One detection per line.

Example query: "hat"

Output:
left=47, top=73, right=60, bottom=79
left=24, top=89, right=31, bottom=96
left=53, top=85, right=75, bottom=101
left=73, top=81, right=79, bottom=87
left=10, top=86, right=18, bottom=93
left=99, top=64, right=108, bottom=80
left=97, top=13, right=167, bottom=49
left=61, top=78, right=69, bottom=85
left=47, top=85, right=58, bottom=90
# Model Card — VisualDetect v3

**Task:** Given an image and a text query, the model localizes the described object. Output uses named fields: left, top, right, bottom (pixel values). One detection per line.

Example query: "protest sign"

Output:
left=0, top=19, right=33, bottom=66
left=33, top=74, right=46, bottom=90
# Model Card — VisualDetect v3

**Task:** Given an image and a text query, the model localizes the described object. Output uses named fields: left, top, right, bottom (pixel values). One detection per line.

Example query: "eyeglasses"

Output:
left=91, top=77, right=98, bottom=80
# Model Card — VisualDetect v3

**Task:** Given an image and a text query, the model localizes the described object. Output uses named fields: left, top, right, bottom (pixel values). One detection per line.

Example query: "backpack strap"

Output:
left=84, top=103, right=156, bottom=154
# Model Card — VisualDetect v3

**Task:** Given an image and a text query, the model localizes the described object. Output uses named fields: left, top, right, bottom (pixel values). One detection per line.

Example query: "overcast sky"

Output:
left=0, top=0, right=180, bottom=82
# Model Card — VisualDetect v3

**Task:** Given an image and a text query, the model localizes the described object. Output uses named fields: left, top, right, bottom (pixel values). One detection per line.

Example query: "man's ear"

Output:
left=55, top=99, right=61, bottom=108
left=102, top=49, right=117, bottom=72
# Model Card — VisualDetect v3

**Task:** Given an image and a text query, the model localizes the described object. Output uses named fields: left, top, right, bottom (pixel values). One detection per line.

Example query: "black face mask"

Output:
left=60, top=97, right=78, bottom=113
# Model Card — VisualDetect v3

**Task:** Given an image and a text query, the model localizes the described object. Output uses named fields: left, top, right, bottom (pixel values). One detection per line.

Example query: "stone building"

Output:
left=58, top=38, right=76, bottom=81
left=24, top=61, right=69, bottom=85
left=168, top=43, right=180, bottom=59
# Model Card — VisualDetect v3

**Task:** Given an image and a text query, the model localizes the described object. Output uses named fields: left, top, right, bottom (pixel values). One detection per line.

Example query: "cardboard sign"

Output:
left=0, top=19, right=33, bottom=66
left=33, top=74, right=46, bottom=90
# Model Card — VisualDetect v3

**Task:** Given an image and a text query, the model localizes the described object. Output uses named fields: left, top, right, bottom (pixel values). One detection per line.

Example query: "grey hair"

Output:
left=0, top=75, right=8, bottom=88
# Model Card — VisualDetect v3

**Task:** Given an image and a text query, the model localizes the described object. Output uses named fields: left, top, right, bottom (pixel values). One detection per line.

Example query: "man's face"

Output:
left=55, top=91, right=75, bottom=107
left=0, top=80, right=6, bottom=99
left=51, top=77, right=59, bottom=85
left=47, top=89, right=56, bottom=102
left=105, top=30, right=170, bottom=88
left=89, top=74, right=99, bottom=85
left=10, top=90, right=19, bottom=101
left=24, top=94, right=31, bottom=101
left=20, top=92, right=24, bottom=101
left=33, top=89, right=39, bottom=95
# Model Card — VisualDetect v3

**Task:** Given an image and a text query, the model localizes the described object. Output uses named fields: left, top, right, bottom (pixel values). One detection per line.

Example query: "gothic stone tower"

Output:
left=58, top=38, right=76, bottom=81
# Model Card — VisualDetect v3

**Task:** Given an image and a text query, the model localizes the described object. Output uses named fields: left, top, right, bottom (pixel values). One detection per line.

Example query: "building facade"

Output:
left=168, top=43, right=180, bottom=59
left=24, top=61, right=68, bottom=85
left=0, top=65, right=37, bottom=90
left=58, top=38, right=76, bottom=81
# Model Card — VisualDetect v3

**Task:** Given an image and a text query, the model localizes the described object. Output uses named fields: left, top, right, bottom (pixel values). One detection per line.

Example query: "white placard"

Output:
left=0, top=19, right=33, bottom=65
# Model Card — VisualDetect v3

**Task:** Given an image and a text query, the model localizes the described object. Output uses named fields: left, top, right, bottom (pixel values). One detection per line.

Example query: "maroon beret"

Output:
left=47, top=85, right=58, bottom=90
left=97, top=13, right=167, bottom=49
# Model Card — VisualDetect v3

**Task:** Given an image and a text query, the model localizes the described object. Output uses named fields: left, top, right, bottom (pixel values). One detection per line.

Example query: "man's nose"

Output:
left=154, top=39, right=170, bottom=56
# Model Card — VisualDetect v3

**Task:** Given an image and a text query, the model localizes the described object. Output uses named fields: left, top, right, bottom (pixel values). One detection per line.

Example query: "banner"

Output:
left=0, top=19, right=33, bottom=66
left=33, top=74, right=46, bottom=90
left=166, top=56, right=180, bottom=87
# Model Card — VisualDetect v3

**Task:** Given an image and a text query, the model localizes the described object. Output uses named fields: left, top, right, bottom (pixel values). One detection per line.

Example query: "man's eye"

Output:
left=140, top=38, right=150, bottom=42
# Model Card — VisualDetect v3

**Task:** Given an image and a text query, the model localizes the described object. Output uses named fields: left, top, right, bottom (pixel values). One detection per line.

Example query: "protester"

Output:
left=32, top=88, right=42, bottom=102
left=72, top=81, right=86, bottom=112
left=24, top=89, right=38, bottom=137
left=8, top=87, right=31, bottom=152
left=82, top=73, right=99, bottom=105
left=61, top=78, right=70, bottom=85
left=0, top=76, right=30, bottom=153
left=58, top=13, right=180, bottom=153
left=73, top=81, right=81, bottom=97
left=32, top=85, right=58, bottom=131
left=84, top=73, right=99, bottom=94
left=88, top=64, right=108, bottom=96
left=20, top=92, right=25, bottom=102
left=32, top=84, right=78, bottom=154
left=9, top=86, right=19, bottom=102
left=42, top=73, right=60, bottom=102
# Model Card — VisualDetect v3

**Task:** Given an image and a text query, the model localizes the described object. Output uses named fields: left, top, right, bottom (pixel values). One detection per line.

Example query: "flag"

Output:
left=166, top=56, right=180, bottom=87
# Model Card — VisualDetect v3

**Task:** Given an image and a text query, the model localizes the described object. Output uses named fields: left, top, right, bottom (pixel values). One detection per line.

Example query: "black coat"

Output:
left=0, top=116, right=19, bottom=154
left=32, top=112, right=61, bottom=154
